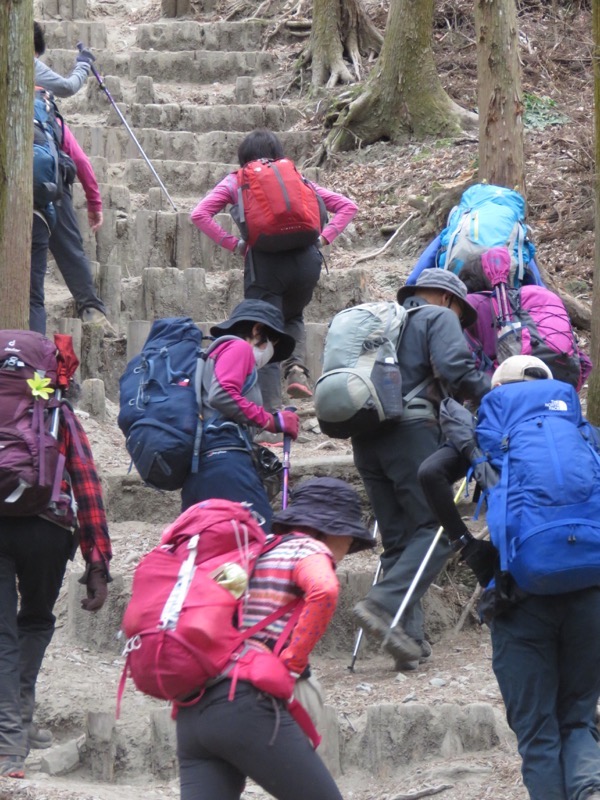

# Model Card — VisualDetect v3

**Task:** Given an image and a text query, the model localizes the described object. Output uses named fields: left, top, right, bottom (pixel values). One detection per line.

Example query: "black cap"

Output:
left=210, top=299, right=295, bottom=363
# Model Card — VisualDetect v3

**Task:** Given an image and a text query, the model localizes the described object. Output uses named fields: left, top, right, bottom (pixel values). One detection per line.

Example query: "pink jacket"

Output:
left=190, top=172, right=357, bottom=252
left=61, top=123, right=102, bottom=214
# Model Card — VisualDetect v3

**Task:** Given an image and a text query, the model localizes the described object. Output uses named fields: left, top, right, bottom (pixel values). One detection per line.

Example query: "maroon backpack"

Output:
left=0, top=331, right=68, bottom=516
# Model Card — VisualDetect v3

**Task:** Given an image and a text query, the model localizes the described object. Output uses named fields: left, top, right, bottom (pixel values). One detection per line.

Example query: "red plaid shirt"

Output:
left=53, top=412, right=112, bottom=567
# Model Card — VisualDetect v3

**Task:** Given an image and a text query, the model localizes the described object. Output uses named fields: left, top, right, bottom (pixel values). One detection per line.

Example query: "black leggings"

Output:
left=176, top=681, right=343, bottom=800
left=417, top=444, right=471, bottom=540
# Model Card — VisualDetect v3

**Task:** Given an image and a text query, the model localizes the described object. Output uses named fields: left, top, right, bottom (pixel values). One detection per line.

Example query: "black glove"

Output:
left=79, top=561, right=109, bottom=611
left=76, top=47, right=96, bottom=66
left=460, top=538, right=498, bottom=588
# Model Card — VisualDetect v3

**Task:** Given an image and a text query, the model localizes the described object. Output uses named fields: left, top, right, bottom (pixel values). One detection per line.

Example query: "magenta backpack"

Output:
left=119, top=500, right=302, bottom=704
left=0, top=331, right=68, bottom=516
left=465, top=248, right=591, bottom=390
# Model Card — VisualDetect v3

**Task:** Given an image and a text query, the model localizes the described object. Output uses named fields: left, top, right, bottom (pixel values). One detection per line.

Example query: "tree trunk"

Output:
left=327, top=0, right=477, bottom=151
left=474, top=0, right=526, bottom=192
left=0, top=0, right=34, bottom=330
left=310, top=0, right=382, bottom=88
left=589, top=0, right=600, bottom=425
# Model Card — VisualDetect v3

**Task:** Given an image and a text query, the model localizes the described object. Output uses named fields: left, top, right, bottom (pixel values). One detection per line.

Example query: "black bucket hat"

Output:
left=396, top=270, right=478, bottom=328
left=210, top=299, right=295, bottom=363
left=271, top=477, right=376, bottom=554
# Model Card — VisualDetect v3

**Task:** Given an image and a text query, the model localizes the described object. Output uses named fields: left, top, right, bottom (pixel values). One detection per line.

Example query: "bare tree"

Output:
left=588, top=0, right=600, bottom=425
left=308, top=0, right=383, bottom=87
left=0, top=0, right=33, bottom=330
left=325, top=0, right=477, bottom=152
left=475, top=0, right=526, bottom=191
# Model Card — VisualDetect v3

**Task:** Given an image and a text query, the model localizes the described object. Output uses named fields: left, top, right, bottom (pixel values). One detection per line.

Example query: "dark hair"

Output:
left=34, top=21, right=46, bottom=56
left=227, top=320, right=277, bottom=344
left=459, top=257, right=492, bottom=293
left=237, top=129, right=285, bottom=167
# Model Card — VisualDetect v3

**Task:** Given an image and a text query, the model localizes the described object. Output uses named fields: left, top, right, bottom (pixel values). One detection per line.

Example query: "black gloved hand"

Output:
left=461, top=538, right=498, bottom=588
left=76, top=47, right=96, bottom=66
left=79, top=561, right=109, bottom=611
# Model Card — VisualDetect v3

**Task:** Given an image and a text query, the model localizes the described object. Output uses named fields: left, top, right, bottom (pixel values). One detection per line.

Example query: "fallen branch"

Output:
left=390, top=784, right=454, bottom=800
left=454, top=584, right=482, bottom=634
left=351, top=213, right=418, bottom=266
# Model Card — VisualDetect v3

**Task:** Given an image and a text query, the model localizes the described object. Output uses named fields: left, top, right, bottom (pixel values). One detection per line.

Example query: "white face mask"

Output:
left=253, top=340, right=274, bottom=369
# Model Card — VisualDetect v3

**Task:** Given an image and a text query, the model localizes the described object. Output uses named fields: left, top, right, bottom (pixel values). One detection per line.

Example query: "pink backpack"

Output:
left=118, top=499, right=302, bottom=708
left=465, top=248, right=591, bottom=390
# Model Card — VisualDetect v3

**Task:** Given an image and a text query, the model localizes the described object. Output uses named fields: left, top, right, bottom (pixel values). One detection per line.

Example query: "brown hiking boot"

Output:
left=81, top=307, right=117, bottom=338
left=353, top=597, right=421, bottom=662
left=285, top=367, right=313, bottom=399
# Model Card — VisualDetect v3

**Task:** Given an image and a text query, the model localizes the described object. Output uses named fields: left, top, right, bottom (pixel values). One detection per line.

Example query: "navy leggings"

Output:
left=176, top=681, right=342, bottom=800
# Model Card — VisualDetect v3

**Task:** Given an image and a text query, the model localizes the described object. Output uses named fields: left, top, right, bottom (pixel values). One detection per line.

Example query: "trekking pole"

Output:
left=78, top=43, right=178, bottom=212
left=382, top=477, right=468, bottom=647
left=281, top=406, right=296, bottom=509
left=348, top=522, right=381, bottom=673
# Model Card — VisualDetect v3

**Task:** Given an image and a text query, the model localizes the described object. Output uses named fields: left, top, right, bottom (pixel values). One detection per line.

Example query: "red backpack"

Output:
left=0, top=330, right=77, bottom=516
left=118, top=499, right=303, bottom=708
left=235, top=158, right=326, bottom=252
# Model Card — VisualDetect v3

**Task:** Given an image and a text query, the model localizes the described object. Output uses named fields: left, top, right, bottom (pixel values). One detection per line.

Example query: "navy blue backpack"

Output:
left=118, top=318, right=204, bottom=491
left=476, top=379, right=600, bottom=594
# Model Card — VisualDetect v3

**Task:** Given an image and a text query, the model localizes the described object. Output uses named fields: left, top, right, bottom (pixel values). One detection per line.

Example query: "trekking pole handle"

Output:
left=77, top=42, right=104, bottom=87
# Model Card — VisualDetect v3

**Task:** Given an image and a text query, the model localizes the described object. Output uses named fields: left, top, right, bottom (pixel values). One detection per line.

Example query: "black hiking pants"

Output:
left=177, top=680, right=342, bottom=800
left=0, top=517, right=72, bottom=757
left=244, top=245, right=322, bottom=409
left=418, top=444, right=472, bottom=541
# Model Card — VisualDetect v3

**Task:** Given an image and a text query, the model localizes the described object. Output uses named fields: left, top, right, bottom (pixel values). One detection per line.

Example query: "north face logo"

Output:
left=545, top=399, right=568, bottom=412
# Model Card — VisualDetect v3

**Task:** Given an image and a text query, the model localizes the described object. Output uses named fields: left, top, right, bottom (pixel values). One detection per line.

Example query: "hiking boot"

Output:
left=26, top=721, right=53, bottom=750
left=0, top=755, right=25, bottom=779
left=353, top=598, right=421, bottom=662
left=80, top=307, right=117, bottom=338
left=285, top=367, right=313, bottom=399
left=394, top=639, right=432, bottom=672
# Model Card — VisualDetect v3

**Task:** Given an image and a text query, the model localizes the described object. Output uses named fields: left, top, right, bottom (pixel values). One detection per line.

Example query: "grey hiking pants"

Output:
left=49, top=186, right=105, bottom=317
left=352, top=417, right=451, bottom=641
left=0, top=517, right=72, bottom=757
left=177, top=680, right=342, bottom=800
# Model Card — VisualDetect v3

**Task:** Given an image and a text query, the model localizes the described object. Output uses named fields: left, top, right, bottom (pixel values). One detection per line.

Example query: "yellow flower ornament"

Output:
left=27, top=372, right=55, bottom=400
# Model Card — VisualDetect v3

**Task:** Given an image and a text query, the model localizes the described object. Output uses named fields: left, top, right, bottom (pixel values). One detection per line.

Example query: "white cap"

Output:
left=491, top=355, right=553, bottom=388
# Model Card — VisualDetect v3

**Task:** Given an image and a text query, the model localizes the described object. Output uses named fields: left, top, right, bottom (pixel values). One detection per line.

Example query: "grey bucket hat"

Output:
left=396, top=270, right=478, bottom=328
left=210, top=299, right=295, bottom=363
left=271, top=477, right=376, bottom=554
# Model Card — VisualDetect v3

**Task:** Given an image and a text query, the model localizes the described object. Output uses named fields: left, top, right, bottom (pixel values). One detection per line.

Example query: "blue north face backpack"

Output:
left=118, top=318, right=204, bottom=491
left=437, top=184, right=536, bottom=286
left=476, top=379, right=600, bottom=594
